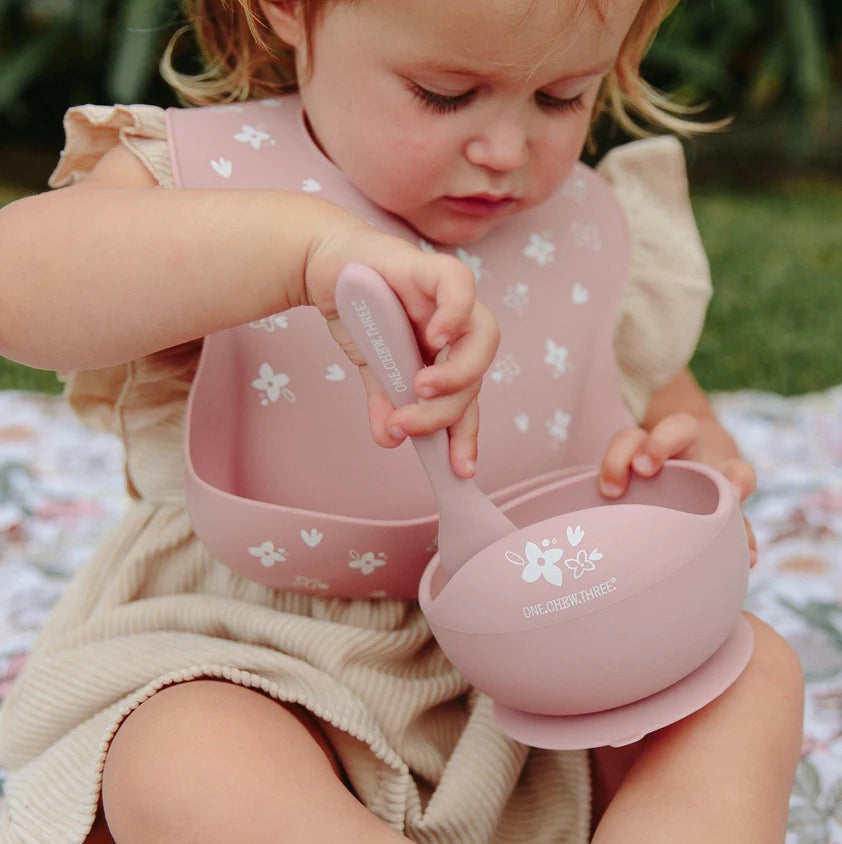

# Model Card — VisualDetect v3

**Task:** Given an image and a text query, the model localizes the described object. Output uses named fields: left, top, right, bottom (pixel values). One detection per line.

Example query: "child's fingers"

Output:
left=716, top=457, right=757, bottom=502
left=447, top=399, right=480, bottom=478
left=599, top=427, right=648, bottom=497
left=743, top=514, right=758, bottom=568
left=360, top=357, right=480, bottom=476
left=358, top=365, right=408, bottom=449
left=715, top=457, right=758, bottom=568
left=414, top=304, right=499, bottom=399
left=600, top=413, right=701, bottom=497
left=415, top=253, right=479, bottom=351
left=632, top=413, right=700, bottom=474
left=384, top=252, right=480, bottom=352
left=387, top=380, right=481, bottom=438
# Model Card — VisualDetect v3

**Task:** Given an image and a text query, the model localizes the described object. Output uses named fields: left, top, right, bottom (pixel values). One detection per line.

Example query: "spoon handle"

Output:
left=335, top=263, right=516, bottom=579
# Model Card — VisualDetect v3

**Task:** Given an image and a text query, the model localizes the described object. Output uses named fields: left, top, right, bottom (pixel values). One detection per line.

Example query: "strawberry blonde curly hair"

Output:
left=162, top=0, right=709, bottom=138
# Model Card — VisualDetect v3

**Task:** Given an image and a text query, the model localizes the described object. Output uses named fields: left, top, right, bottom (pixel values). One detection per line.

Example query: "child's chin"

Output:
left=412, top=216, right=503, bottom=248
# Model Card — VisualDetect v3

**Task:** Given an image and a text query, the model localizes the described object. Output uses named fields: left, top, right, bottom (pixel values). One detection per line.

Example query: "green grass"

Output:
left=691, top=178, right=842, bottom=395
left=2, top=178, right=841, bottom=396
left=0, top=363, right=62, bottom=393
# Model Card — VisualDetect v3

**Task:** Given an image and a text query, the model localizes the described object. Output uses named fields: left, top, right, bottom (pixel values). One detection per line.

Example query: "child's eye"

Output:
left=410, top=84, right=477, bottom=114
left=535, top=91, right=586, bottom=114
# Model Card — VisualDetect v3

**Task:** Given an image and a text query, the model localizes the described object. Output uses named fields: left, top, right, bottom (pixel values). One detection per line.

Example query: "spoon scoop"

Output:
left=335, top=263, right=517, bottom=580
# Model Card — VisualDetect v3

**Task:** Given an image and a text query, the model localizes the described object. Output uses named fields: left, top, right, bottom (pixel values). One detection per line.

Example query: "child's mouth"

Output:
left=444, top=194, right=515, bottom=217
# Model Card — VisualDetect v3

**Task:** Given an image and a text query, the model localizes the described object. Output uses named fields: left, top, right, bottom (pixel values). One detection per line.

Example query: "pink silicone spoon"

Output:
left=335, top=263, right=517, bottom=580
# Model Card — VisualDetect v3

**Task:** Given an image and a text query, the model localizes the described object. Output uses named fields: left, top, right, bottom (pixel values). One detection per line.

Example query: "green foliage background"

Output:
left=0, top=0, right=182, bottom=148
left=649, top=0, right=840, bottom=116
left=1, top=0, right=840, bottom=149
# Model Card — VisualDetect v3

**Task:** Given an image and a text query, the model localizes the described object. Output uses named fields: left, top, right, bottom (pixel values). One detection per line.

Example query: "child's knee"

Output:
left=103, top=682, right=239, bottom=836
left=101, top=680, right=343, bottom=842
left=742, top=612, right=805, bottom=741
left=744, top=613, right=804, bottom=694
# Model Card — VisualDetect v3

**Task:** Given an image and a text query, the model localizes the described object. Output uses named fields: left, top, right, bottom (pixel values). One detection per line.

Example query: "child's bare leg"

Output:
left=97, top=679, right=407, bottom=844
left=591, top=612, right=804, bottom=843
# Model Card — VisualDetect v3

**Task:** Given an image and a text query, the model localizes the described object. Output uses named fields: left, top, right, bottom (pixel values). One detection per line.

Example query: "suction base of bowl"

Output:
left=493, top=615, right=754, bottom=750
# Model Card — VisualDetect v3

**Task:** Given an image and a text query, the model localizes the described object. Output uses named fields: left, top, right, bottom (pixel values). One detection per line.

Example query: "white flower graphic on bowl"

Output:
left=506, top=541, right=565, bottom=586
left=565, top=548, right=602, bottom=579
left=507, top=531, right=602, bottom=587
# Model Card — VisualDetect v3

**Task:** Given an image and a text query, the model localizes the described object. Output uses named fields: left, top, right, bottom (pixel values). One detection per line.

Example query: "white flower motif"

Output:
left=251, top=362, right=296, bottom=406
left=489, top=354, right=522, bottom=385
left=523, top=233, right=556, bottom=266
left=248, top=541, right=287, bottom=567
left=210, top=157, right=232, bottom=179
left=565, top=549, right=598, bottom=580
left=502, top=282, right=530, bottom=315
left=234, top=124, right=274, bottom=149
left=544, top=339, right=569, bottom=377
left=301, top=177, right=322, bottom=192
left=324, top=363, right=346, bottom=382
left=567, top=525, right=584, bottom=547
left=300, top=528, right=324, bottom=547
left=456, top=248, right=483, bottom=282
left=546, top=409, right=571, bottom=447
left=570, top=221, right=602, bottom=252
left=349, top=549, right=387, bottom=575
left=506, top=540, right=565, bottom=586
left=293, top=574, right=330, bottom=591
left=560, top=175, right=589, bottom=202
left=571, top=282, right=590, bottom=305
left=249, top=313, right=288, bottom=332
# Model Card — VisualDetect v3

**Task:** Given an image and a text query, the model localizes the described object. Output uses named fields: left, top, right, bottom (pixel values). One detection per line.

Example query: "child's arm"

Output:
left=598, top=368, right=758, bottom=562
left=0, top=143, right=497, bottom=475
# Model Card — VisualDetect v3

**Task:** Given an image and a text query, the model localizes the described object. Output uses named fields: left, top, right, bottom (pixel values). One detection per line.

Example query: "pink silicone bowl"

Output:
left=418, top=460, right=750, bottom=717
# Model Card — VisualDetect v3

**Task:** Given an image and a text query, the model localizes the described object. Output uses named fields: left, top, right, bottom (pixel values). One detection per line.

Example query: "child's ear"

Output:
left=256, top=0, right=306, bottom=47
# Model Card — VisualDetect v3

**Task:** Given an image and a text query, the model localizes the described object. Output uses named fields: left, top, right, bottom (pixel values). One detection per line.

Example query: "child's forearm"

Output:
left=0, top=184, right=357, bottom=370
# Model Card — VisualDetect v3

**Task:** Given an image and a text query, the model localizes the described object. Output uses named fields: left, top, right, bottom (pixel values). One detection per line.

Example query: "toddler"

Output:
left=0, top=0, right=804, bottom=842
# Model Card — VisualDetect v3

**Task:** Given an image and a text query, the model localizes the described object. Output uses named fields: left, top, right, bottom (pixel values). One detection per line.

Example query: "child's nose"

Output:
left=464, top=119, right=529, bottom=172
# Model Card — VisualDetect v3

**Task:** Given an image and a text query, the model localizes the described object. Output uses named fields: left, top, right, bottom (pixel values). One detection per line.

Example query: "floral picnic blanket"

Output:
left=1, top=387, right=841, bottom=841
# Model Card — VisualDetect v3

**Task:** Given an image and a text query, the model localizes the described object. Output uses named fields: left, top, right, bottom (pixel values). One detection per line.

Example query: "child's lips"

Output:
left=444, top=194, right=516, bottom=217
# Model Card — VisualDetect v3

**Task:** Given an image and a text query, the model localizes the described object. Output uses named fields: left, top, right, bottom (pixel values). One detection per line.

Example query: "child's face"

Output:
left=270, top=0, right=642, bottom=245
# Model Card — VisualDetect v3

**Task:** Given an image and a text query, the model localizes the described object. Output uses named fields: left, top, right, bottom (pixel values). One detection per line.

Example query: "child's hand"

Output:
left=598, top=412, right=758, bottom=566
left=303, top=217, right=499, bottom=478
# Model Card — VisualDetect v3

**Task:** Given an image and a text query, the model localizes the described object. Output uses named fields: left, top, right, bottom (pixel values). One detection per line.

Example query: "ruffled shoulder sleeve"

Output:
left=597, top=136, right=712, bottom=421
left=47, top=105, right=186, bottom=455
left=48, top=104, right=173, bottom=189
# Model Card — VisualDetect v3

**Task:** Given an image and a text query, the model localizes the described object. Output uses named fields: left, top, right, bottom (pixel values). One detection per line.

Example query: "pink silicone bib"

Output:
left=170, top=97, right=635, bottom=597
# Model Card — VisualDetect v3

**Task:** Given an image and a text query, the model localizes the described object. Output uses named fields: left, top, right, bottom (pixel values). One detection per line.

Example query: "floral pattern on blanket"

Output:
left=1, top=388, right=842, bottom=840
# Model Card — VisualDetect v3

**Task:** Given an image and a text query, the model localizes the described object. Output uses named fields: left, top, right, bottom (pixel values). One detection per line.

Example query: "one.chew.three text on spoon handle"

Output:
left=335, top=263, right=516, bottom=580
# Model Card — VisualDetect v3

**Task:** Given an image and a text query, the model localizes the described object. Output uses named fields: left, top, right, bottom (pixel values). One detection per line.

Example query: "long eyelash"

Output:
left=536, top=92, right=586, bottom=114
left=410, top=84, right=476, bottom=114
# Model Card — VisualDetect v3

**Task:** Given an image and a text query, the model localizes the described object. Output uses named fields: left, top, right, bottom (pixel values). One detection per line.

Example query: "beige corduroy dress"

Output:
left=0, top=104, right=712, bottom=844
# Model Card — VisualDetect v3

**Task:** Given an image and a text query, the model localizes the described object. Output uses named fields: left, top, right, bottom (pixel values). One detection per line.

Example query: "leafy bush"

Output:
left=0, top=0, right=182, bottom=143
left=645, top=0, right=840, bottom=118
left=0, top=0, right=839, bottom=151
